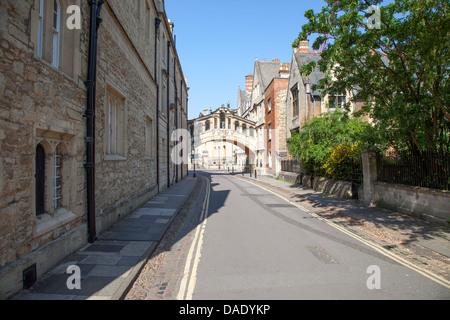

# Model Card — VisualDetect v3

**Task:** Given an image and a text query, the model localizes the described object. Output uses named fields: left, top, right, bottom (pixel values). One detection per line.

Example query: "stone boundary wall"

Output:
left=277, top=171, right=356, bottom=199
left=362, top=150, right=450, bottom=227
left=372, top=182, right=450, bottom=227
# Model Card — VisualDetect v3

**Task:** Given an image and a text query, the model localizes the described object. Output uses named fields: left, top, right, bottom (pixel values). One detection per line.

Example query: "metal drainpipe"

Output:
left=84, top=0, right=105, bottom=244
left=174, top=57, right=178, bottom=184
left=155, top=18, right=161, bottom=193
left=180, top=80, right=183, bottom=180
left=167, top=40, right=171, bottom=189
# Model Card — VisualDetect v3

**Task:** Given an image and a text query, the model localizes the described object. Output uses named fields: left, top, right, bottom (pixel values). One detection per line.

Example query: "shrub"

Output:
left=323, top=142, right=361, bottom=181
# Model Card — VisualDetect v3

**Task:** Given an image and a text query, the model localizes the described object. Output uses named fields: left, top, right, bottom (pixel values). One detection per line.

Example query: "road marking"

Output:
left=237, top=177, right=450, bottom=289
left=176, top=176, right=211, bottom=300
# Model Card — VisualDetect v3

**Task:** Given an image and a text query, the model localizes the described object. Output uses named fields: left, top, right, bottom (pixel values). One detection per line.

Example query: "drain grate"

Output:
left=23, top=264, right=37, bottom=289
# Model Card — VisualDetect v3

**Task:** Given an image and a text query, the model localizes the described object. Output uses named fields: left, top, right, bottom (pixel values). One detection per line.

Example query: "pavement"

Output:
left=12, top=175, right=199, bottom=300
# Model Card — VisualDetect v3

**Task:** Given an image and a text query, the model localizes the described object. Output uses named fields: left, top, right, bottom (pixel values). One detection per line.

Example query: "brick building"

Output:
left=239, top=58, right=290, bottom=176
left=0, top=0, right=188, bottom=298
left=264, top=65, right=290, bottom=175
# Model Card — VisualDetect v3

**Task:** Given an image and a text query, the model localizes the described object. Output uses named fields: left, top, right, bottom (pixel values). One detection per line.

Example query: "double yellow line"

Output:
left=240, top=177, right=450, bottom=290
left=177, top=176, right=211, bottom=300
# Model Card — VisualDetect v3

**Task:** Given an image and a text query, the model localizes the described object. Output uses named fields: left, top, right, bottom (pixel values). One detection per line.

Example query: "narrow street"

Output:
left=126, top=171, right=450, bottom=300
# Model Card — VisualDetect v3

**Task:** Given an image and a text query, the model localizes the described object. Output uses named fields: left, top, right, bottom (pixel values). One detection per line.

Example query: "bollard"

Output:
left=255, top=170, right=257, bottom=179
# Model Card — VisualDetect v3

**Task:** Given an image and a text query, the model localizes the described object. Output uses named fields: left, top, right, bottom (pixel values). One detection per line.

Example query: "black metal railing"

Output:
left=377, top=150, right=450, bottom=190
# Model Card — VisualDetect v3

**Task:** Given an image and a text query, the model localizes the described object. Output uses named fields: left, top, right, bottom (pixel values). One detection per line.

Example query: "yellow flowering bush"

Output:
left=323, top=142, right=361, bottom=181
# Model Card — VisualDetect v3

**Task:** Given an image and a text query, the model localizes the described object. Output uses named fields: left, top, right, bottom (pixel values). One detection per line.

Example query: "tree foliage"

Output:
left=288, top=110, right=374, bottom=175
left=294, top=0, right=450, bottom=153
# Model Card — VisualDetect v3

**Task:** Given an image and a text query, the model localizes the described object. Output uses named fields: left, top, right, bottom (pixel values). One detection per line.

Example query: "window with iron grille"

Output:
left=53, top=147, right=62, bottom=209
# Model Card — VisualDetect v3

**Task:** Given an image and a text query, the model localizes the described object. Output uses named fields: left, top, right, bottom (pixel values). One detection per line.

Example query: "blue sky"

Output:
left=165, top=0, right=327, bottom=120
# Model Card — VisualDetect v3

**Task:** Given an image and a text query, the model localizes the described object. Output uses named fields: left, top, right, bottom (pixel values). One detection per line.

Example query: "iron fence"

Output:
left=377, top=150, right=450, bottom=190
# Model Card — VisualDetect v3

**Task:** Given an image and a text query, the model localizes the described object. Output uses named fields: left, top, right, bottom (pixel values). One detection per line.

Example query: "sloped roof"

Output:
left=295, top=52, right=324, bottom=96
left=255, top=60, right=291, bottom=91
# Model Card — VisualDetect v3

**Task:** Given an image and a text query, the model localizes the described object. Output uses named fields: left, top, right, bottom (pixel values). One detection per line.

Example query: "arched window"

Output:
left=52, top=0, right=61, bottom=68
left=234, top=121, right=239, bottom=131
left=35, top=144, right=46, bottom=216
left=242, top=124, right=247, bottom=135
left=205, top=120, right=210, bottom=131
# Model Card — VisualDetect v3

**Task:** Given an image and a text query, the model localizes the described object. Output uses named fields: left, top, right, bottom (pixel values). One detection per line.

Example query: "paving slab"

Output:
left=11, top=176, right=198, bottom=300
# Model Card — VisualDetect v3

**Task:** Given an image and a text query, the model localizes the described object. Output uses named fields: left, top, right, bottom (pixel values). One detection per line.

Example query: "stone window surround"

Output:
left=34, top=130, right=76, bottom=239
left=104, top=83, right=128, bottom=161
left=144, top=113, right=154, bottom=160
left=30, top=0, right=82, bottom=80
left=291, top=84, right=299, bottom=119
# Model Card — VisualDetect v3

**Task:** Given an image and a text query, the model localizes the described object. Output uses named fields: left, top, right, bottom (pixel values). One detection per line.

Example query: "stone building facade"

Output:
left=286, top=40, right=324, bottom=142
left=286, top=40, right=366, bottom=143
left=0, top=0, right=188, bottom=299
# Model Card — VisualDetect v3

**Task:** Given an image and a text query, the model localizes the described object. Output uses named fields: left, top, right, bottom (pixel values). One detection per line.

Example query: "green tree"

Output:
left=294, top=0, right=450, bottom=153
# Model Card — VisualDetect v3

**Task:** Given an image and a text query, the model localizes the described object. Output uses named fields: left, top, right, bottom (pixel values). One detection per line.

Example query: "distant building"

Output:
left=240, top=58, right=290, bottom=176
left=237, top=74, right=253, bottom=117
left=264, top=64, right=290, bottom=175
left=189, top=105, right=256, bottom=170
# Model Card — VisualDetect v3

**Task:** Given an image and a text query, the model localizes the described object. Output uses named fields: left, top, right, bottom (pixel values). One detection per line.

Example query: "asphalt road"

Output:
left=179, top=171, right=449, bottom=300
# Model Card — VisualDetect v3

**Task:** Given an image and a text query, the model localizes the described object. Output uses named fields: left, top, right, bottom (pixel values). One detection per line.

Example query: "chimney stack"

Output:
left=297, top=40, right=310, bottom=53
left=279, top=64, right=290, bottom=78
left=245, top=74, right=254, bottom=93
